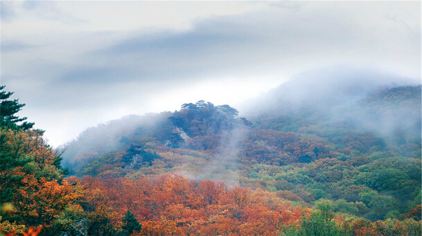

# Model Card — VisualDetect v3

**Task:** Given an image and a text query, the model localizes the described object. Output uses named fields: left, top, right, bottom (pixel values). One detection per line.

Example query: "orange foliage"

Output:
left=4, top=226, right=42, bottom=236
left=0, top=128, right=85, bottom=232
left=82, top=174, right=308, bottom=235
left=15, top=177, right=83, bottom=226
left=22, top=226, right=42, bottom=236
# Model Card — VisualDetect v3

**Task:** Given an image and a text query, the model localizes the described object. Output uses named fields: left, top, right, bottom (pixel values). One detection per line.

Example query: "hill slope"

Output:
left=62, top=71, right=421, bottom=221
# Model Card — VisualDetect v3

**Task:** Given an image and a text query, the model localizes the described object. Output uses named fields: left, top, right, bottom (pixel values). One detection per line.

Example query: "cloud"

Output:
left=0, top=1, right=420, bottom=146
left=0, top=40, right=34, bottom=52
left=59, top=1, right=420, bottom=84
left=0, top=1, right=16, bottom=21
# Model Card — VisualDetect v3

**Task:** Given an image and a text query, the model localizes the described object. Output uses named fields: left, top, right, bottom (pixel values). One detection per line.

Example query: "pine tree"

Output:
left=0, top=85, right=34, bottom=130
left=122, top=211, right=141, bottom=235
left=0, top=85, right=34, bottom=203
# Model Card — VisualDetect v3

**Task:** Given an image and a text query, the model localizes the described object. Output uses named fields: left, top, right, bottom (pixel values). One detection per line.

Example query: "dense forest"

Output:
left=1, top=75, right=421, bottom=235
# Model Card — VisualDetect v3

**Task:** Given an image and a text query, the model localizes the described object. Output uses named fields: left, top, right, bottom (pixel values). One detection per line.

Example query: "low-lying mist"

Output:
left=61, top=66, right=421, bottom=178
left=243, top=67, right=421, bottom=152
left=194, top=124, right=249, bottom=186
left=60, top=113, right=169, bottom=169
left=243, top=66, right=417, bottom=115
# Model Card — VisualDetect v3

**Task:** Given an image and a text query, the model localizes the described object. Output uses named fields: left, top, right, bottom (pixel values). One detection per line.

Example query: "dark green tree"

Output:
left=122, top=210, right=141, bottom=235
left=88, top=215, right=118, bottom=236
left=283, top=200, right=352, bottom=236
left=0, top=85, right=54, bottom=205
left=0, top=131, right=31, bottom=203
left=0, top=85, right=34, bottom=130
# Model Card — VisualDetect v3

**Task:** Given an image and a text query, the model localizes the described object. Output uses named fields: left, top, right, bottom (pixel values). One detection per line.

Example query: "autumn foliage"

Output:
left=82, top=175, right=308, bottom=235
left=81, top=175, right=422, bottom=235
left=1, top=86, right=421, bottom=235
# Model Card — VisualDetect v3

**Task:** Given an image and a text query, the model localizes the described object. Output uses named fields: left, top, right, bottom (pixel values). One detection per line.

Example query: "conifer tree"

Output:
left=0, top=85, right=34, bottom=130
left=122, top=210, right=141, bottom=235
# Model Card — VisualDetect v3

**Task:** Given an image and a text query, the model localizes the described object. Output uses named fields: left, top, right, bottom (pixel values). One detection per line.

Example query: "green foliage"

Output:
left=87, top=214, right=118, bottom=236
left=357, top=167, right=409, bottom=191
left=358, top=189, right=397, bottom=220
left=169, top=100, right=245, bottom=137
left=0, top=129, right=31, bottom=203
left=122, top=144, right=161, bottom=168
left=44, top=207, right=89, bottom=235
left=59, top=87, right=421, bottom=231
left=372, top=218, right=422, bottom=236
left=0, top=86, right=121, bottom=235
left=0, top=85, right=34, bottom=130
left=282, top=204, right=352, bottom=236
left=247, top=154, right=421, bottom=220
left=121, top=210, right=141, bottom=235
left=314, top=199, right=360, bottom=216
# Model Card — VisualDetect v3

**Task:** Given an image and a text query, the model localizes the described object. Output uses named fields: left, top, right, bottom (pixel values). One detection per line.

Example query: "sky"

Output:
left=1, top=0, right=420, bottom=147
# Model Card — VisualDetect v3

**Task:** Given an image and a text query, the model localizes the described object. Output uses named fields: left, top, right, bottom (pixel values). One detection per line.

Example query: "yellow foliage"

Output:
left=0, top=220, right=26, bottom=235
left=1, top=203, right=16, bottom=214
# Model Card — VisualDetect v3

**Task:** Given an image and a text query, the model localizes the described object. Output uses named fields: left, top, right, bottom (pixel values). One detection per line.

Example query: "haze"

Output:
left=1, top=1, right=420, bottom=146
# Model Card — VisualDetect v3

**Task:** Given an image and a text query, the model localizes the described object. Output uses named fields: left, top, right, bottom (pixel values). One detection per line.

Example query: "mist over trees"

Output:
left=1, top=67, right=421, bottom=235
left=1, top=0, right=420, bottom=234
left=58, top=69, right=421, bottom=225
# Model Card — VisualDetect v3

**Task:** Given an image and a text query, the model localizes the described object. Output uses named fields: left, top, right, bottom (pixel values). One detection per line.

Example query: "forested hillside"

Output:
left=1, top=73, right=421, bottom=235
left=57, top=72, right=421, bottom=234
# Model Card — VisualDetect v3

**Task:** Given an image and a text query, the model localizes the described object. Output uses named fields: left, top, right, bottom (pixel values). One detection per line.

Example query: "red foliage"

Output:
left=22, top=226, right=42, bottom=236
left=82, top=174, right=308, bottom=235
left=5, top=226, right=42, bottom=236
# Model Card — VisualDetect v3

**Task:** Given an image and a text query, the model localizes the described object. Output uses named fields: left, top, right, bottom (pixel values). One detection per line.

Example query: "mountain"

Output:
left=248, top=68, right=421, bottom=156
left=3, top=81, right=420, bottom=235
left=61, top=70, right=421, bottom=221
left=244, top=67, right=414, bottom=115
left=62, top=101, right=252, bottom=175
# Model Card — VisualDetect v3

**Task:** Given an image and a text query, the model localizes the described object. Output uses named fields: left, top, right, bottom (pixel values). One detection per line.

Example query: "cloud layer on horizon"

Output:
left=1, top=1, right=420, bottom=146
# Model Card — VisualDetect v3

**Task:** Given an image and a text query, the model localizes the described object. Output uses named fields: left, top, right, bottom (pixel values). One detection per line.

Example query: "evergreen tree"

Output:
left=0, top=86, right=46, bottom=204
left=122, top=211, right=141, bottom=235
left=0, top=131, right=31, bottom=203
left=0, top=85, right=34, bottom=130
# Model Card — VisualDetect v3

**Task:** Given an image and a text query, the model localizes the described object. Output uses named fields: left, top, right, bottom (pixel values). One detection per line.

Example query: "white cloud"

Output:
left=0, top=1, right=420, bottom=146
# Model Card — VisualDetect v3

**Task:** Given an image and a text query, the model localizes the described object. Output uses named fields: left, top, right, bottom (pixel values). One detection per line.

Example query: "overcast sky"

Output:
left=1, top=1, right=420, bottom=146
